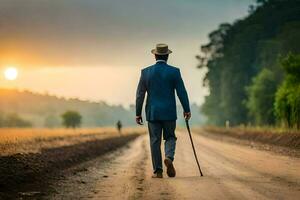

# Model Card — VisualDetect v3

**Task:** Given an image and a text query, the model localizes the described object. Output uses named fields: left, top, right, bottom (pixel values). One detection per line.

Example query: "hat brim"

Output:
left=151, top=49, right=172, bottom=55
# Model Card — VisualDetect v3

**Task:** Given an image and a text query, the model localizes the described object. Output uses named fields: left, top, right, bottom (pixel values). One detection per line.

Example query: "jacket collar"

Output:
left=156, top=60, right=167, bottom=64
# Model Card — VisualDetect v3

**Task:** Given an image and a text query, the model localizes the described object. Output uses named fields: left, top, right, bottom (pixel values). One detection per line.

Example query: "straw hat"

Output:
left=151, top=43, right=172, bottom=55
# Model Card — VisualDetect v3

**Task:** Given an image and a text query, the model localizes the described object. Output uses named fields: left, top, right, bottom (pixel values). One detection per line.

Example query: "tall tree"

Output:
left=198, top=0, right=300, bottom=126
left=275, top=54, right=300, bottom=129
left=246, top=69, right=277, bottom=125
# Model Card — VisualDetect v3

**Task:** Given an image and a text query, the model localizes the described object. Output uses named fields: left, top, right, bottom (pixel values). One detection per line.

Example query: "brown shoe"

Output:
left=152, top=172, right=163, bottom=178
left=164, top=158, right=176, bottom=177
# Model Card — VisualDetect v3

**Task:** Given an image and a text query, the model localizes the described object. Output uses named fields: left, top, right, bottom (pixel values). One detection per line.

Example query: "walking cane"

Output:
left=185, top=119, right=203, bottom=176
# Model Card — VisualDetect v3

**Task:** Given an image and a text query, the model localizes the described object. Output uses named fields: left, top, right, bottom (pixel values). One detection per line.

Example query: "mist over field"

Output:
left=0, top=89, right=206, bottom=127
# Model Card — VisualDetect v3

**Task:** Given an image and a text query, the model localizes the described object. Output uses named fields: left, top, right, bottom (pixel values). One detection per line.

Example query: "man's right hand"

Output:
left=184, top=112, right=191, bottom=121
left=136, top=116, right=143, bottom=125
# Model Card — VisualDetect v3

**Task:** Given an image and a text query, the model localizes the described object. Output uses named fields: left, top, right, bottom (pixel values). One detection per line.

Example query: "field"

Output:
left=0, top=127, right=145, bottom=156
left=0, top=127, right=145, bottom=143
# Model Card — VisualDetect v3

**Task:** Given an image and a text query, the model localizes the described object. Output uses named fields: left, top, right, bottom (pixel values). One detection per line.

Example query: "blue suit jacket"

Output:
left=136, top=61, right=190, bottom=121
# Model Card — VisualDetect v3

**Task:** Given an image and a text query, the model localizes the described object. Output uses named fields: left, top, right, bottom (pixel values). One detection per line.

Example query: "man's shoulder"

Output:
left=166, top=64, right=180, bottom=71
left=141, top=63, right=180, bottom=72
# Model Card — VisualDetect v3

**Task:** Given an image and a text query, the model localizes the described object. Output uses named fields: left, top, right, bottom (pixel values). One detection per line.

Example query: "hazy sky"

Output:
left=0, top=0, right=253, bottom=106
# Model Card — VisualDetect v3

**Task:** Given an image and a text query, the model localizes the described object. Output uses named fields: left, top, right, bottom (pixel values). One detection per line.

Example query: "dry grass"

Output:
left=0, top=127, right=146, bottom=144
left=0, top=127, right=146, bottom=156
left=196, top=126, right=300, bottom=149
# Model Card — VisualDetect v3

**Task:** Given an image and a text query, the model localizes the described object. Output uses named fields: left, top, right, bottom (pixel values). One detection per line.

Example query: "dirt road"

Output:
left=46, top=131, right=300, bottom=200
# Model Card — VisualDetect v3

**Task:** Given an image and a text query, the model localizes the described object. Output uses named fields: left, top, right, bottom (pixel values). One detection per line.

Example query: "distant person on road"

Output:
left=116, top=120, right=122, bottom=135
left=135, top=44, right=191, bottom=178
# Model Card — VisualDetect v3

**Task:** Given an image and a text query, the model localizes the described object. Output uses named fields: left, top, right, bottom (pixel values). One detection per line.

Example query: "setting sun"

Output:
left=4, top=67, right=18, bottom=80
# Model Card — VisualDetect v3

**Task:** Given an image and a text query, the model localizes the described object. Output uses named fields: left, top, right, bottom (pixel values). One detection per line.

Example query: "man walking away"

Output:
left=135, top=43, right=191, bottom=178
left=116, top=120, right=122, bottom=135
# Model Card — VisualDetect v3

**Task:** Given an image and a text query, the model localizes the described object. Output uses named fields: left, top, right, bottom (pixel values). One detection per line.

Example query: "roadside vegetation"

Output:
left=274, top=54, right=300, bottom=129
left=197, top=0, right=300, bottom=130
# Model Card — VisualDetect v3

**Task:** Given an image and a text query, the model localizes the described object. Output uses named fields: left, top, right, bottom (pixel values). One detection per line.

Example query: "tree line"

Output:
left=198, top=0, right=300, bottom=129
left=0, top=89, right=135, bottom=128
left=0, top=113, right=32, bottom=128
left=0, top=109, right=83, bottom=128
left=0, top=89, right=206, bottom=128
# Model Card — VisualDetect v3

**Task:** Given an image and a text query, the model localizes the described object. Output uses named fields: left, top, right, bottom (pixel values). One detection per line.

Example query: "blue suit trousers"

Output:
left=147, top=120, right=177, bottom=173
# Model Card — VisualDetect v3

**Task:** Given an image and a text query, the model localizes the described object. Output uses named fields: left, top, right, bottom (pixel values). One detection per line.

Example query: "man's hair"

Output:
left=155, top=54, right=169, bottom=61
